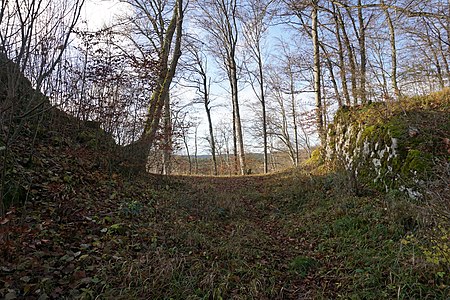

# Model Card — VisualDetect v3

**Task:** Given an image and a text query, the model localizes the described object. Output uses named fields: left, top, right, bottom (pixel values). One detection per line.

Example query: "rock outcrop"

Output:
left=325, top=90, right=450, bottom=198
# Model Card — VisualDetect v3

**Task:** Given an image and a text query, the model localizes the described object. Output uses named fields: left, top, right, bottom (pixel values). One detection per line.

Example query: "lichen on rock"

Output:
left=325, top=91, right=450, bottom=198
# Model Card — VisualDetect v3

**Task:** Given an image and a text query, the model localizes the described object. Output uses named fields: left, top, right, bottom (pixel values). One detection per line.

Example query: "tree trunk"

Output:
left=141, top=0, right=183, bottom=159
left=436, top=30, right=450, bottom=85
left=194, top=125, right=199, bottom=174
left=230, top=60, right=246, bottom=175
left=197, top=0, right=245, bottom=174
left=182, top=130, right=192, bottom=174
left=447, top=0, right=450, bottom=84
left=231, top=98, right=239, bottom=174
left=162, top=93, right=171, bottom=175
left=289, top=70, right=299, bottom=166
left=338, top=8, right=358, bottom=105
left=277, top=93, right=296, bottom=166
left=357, top=0, right=367, bottom=104
left=425, top=26, right=445, bottom=89
left=333, top=3, right=351, bottom=106
left=258, top=53, right=269, bottom=174
left=321, top=45, right=342, bottom=107
left=312, top=0, right=324, bottom=145
left=204, top=77, right=218, bottom=175
left=382, top=2, right=400, bottom=98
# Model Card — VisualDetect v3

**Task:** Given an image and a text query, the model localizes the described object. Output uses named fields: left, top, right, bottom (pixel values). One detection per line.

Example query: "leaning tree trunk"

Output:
left=203, top=76, right=218, bottom=175
left=137, top=0, right=183, bottom=168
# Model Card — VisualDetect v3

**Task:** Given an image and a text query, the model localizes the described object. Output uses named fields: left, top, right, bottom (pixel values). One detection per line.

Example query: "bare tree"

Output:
left=332, top=3, right=351, bottom=106
left=311, top=0, right=325, bottom=145
left=0, top=0, right=85, bottom=133
left=215, top=120, right=233, bottom=175
left=184, top=41, right=218, bottom=175
left=121, top=0, right=185, bottom=167
left=381, top=0, right=401, bottom=99
left=286, top=0, right=325, bottom=146
left=0, top=0, right=84, bottom=215
left=195, top=0, right=247, bottom=175
left=241, top=0, right=276, bottom=173
left=357, top=0, right=368, bottom=104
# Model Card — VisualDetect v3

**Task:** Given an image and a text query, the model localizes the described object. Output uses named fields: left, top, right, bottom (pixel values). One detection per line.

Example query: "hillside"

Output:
left=1, top=68, right=449, bottom=298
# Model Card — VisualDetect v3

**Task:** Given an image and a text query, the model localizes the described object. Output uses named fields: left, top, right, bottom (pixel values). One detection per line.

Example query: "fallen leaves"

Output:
left=1, top=117, right=447, bottom=299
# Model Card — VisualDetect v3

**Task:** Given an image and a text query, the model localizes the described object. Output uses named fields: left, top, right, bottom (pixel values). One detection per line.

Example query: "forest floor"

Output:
left=1, top=132, right=448, bottom=300
left=2, top=62, right=449, bottom=299
left=1, top=91, right=449, bottom=298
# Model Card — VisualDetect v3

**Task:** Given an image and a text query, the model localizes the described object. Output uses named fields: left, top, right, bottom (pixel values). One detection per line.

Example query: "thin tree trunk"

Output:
left=321, top=46, right=342, bottom=107
left=436, top=30, right=450, bottom=85
left=77, top=46, right=89, bottom=122
left=278, top=94, right=296, bottom=166
left=382, top=2, right=400, bottom=98
left=257, top=52, right=269, bottom=174
left=182, top=133, right=192, bottom=174
left=425, top=26, right=445, bottom=89
left=289, top=71, right=299, bottom=166
left=338, top=8, right=358, bottom=105
left=321, top=73, right=328, bottom=130
left=357, top=0, right=367, bottom=104
left=447, top=0, right=450, bottom=84
left=162, top=93, right=171, bottom=175
left=312, top=0, right=324, bottom=145
left=197, top=0, right=245, bottom=174
left=333, top=3, right=351, bottom=106
left=204, top=77, right=218, bottom=175
left=194, top=125, right=199, bottom=174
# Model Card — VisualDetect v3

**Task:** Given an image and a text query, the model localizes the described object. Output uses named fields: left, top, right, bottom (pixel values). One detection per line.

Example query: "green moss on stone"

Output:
left=386, top=119, right=406, bottom=139
left=327, top=92, right=449, bottom=195
left=401, top=150, right=432, bottom=177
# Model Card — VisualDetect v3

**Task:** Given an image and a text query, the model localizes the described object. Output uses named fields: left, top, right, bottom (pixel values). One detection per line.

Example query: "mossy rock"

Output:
left=327, top=92, right=450, bottom=196
left=401, top=150, right=432, bottom=177
left=385, top=117, right=406, bottom=139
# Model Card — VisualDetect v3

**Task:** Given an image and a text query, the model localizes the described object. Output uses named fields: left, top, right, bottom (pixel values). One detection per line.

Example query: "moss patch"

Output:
left=326, top=89, right=450, bottom=195
left=401, top=150, right=432, bottom=177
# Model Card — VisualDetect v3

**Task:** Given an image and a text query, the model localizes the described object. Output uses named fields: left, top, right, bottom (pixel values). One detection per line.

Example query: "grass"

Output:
left=83, top=169, right=448, bottom=299
left=1, top=139, right=448, bottom=299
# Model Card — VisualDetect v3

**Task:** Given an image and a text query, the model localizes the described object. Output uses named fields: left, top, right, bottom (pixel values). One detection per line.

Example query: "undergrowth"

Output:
left=1, top=160, right=449, bottom=299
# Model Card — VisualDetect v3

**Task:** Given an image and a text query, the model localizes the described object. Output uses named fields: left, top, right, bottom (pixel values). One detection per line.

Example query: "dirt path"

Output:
left=159, top=174, right=328, bottom=298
